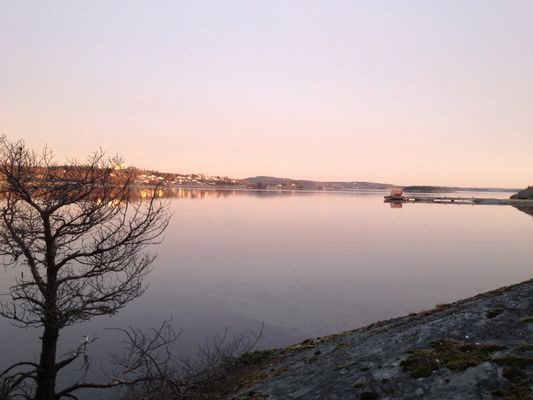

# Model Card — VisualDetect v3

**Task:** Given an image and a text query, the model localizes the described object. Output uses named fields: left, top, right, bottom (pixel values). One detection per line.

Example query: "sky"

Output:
left=0, top=1, right=532, bottom=187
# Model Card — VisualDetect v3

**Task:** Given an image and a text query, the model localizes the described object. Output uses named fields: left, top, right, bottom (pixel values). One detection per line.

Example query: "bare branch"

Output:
left=56, top=320, right=183, bottom=399
left=0, top=137, right=171, bottom=400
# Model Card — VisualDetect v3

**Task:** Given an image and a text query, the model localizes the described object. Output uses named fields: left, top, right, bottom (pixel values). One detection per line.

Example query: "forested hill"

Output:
left=403, top=185, right=520, bottom=193
left=242, top=176, right=393, bottom=190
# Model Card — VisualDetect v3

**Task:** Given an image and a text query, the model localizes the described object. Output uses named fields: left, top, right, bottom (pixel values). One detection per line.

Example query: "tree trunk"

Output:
left=35, top=215, right=60, bottom=400
left=34, top=322, right=59, bottom=400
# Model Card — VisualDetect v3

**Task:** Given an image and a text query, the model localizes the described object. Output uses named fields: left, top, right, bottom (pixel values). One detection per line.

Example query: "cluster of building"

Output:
left=134, top=171, right=239, bottom=187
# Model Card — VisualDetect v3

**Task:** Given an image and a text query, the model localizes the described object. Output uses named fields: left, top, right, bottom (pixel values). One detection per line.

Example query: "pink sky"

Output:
left=1, top=1, right=532, bottom=187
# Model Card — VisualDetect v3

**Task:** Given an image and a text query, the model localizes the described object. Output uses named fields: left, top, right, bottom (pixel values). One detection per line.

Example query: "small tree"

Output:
left=0, top=137, right=171, bottom=400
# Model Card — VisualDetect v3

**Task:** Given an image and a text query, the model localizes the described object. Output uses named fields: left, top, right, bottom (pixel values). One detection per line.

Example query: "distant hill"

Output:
left=242, top=176, right=393, bottom=191
left=403, top=186, right=454, bottom=193
left=510, top=186, right=533, bottom=200
left=122, top=168, right=521, bottom=194
left=403, top=185, right=520, bottom=193
left=242, top=178, right=520, bottom=192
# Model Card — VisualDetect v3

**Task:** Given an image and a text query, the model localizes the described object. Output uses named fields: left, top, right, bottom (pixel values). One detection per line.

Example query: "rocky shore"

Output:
left=511, top=187, right=533, bottom=200
left=226, top=279, right=533, bottom=400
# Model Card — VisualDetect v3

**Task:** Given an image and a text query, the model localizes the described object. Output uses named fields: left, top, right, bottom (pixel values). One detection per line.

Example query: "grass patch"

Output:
left=401, top=349, right=439, bottom=378
left=515, top=343, right=533, bottom=352
left=401, top=339, right=505, bottom=378
left=237, top=350, right=274, bottom=366
left=496, top=356, right=533, bottom=400
left=184, top=349, right=275, bottom=400
left=502, top=367, right=528, bottom=384
left=335, top=342, right=348, bottom=351
left=502, top=385, right=533, bottom=400
left=520, top=316, right=533, bottom=323
left=493, top=356, right=533, bottom=369
left=486, top=307, right=506, bottom=319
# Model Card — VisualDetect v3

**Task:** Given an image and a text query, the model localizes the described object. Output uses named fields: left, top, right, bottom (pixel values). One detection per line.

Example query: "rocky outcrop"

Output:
left=510, top=186, right=533, bottom=200
left=231, top=280, right=533, bottom=400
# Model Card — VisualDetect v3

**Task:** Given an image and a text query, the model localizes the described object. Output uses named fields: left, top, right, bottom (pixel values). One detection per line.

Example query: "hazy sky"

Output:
left=1, top=1, right=532, bottom=187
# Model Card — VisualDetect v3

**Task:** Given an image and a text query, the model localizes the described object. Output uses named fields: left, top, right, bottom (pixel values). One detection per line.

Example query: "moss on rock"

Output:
left=401, top=339, right=505, bottom=378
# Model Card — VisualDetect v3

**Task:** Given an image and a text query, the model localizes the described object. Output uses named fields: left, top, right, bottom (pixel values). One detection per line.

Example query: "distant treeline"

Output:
left=403, top=186, right=453, bottom=193
left=403, top=185, right=520, bottom=193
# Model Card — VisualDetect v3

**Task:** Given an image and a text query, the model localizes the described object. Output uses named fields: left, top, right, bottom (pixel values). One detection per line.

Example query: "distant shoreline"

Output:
left=137, top=184, right=519, bottom=194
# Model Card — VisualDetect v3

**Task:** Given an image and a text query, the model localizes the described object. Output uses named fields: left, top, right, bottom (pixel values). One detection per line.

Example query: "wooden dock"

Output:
left=382, top=188, right=533, bottom=208
left=384, top=195, right=508, bottom=205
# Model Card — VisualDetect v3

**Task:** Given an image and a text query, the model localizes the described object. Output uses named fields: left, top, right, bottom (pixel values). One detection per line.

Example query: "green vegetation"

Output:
left=237, top=350, right=275, bottom=366
left=486, top=307, right=506, bottom=319
left=185, top=349, right=275, bottom=399
left=401, top=339, right=505, bottom=378
left=335, top=342, right=348, bottom=351
left=492, top=356, right=533, bottom=369
left=515, top=344, right=533, bottom=352
left=494, top=356, right=533, bottom=398
left=520, top=316, right=533, bottom=323
left=502, top=367, right=528, bottom=384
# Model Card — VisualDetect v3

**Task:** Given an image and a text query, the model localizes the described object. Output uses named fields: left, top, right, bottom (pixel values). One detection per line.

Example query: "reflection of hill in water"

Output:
left=136, top=187, right=304, bottom=200
left=513, top=205, right=533, bottom=218
left=137, top=187, right=386, bottom=200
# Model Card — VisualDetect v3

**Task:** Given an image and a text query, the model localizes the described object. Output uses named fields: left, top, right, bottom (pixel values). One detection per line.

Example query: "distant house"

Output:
left=384, top=188, right=404, bottom=203
left=390, top=188, right=403, bottom=197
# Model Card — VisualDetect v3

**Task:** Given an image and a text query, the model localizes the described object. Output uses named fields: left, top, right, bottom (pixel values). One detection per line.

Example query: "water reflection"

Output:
left=135, top=186, right=389, bottom=200
left=514, top=206, right=533, bottom=218
left=137, top=187, right=293, bottom=200
left=0, top=189, right=531, bottom=386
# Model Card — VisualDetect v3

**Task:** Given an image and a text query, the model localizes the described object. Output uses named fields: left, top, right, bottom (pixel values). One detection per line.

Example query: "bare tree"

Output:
left=0, top=137, right=170, bottom=400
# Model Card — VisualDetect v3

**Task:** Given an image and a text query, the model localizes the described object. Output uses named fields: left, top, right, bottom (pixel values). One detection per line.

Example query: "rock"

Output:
left=360, top=392, right=379, bottom=400
left=510, top=186, right=533, bottom=199
left=231, top=279, right=533, bottom=400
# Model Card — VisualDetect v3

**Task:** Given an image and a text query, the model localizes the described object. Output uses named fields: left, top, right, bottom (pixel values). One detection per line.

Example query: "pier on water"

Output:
left=383, top=188, right=509, bottom=206
left=384, top=194, right=479, bottom=205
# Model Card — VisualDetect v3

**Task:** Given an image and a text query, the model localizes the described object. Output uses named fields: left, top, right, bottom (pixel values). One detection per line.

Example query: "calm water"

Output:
left=1, top=189, right=532, bottom=377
